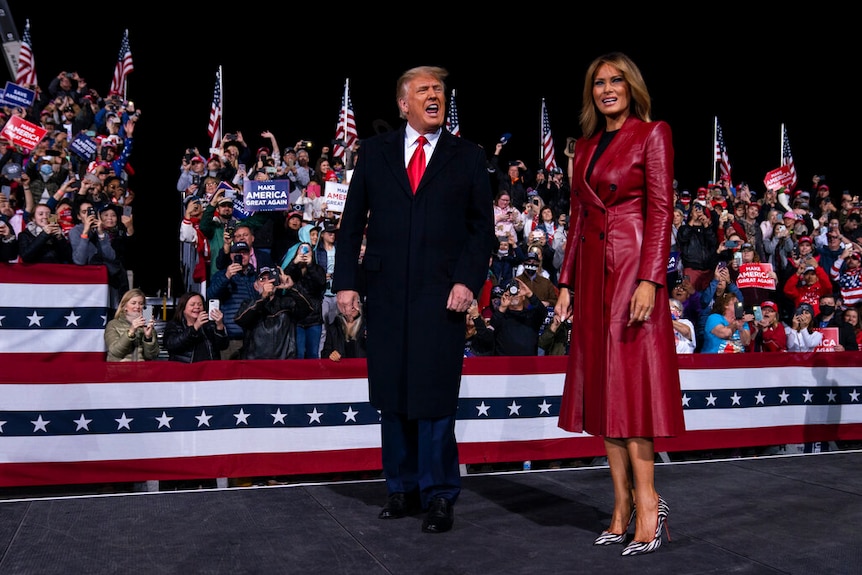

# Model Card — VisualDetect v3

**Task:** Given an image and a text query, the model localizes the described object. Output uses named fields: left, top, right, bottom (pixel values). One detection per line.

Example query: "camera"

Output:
left=232, top=254, right=243, bottom=265
left=183, top=148, right=195, bottom=162
left=225, top=225, right=236, bottom=237
left=504, top=279, right=520, bottom=296
left=86, top=206, right=96, bottom=217
left=300, top=140, right=313, bottom=149
left=225, top=134, right=237, bottom=141
left=258, top=267, right=279, bottom=282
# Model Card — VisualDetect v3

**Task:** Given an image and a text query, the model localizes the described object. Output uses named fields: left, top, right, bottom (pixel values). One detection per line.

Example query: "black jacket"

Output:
left=18, top=228, right=73, bottom=263
left=163, top=318, right=229, bottom=363
left=321, top=314, right=367, bottom=360
left=815, top=314, right=859, bottom=351
left=234, top=287, right=312, bottom=359
left=285, top=259, right=326, bottom=328
left=490, top=294, right=546, bottom=356
left=678, top=222, right=718, bottom=271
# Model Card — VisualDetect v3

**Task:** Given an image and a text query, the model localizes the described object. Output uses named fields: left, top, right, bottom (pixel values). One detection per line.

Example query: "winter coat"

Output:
left=556, top=116, right=684, bottom=439
left=332, top=126, right=494, bottom=419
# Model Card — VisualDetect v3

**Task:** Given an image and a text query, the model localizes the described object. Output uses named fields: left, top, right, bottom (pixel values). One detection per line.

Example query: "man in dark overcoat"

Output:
left=333, top=66, right=494, bottom=534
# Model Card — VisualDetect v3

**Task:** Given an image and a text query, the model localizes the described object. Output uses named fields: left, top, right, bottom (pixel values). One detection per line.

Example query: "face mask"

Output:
left=523, top=264, right=538, bottom=273
left=819, top=305, right=835, bottom=316
left=40, top=164, right=53, bottom=176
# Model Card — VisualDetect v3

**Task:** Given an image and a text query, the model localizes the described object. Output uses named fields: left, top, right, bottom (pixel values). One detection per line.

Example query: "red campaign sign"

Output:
left=736, top=262, right=776, bottom=289
left=763, top=166, right=795, bottom=192
left=0, top=115, right=47, bottom=151
left=815, top=327, right=839, bottom=352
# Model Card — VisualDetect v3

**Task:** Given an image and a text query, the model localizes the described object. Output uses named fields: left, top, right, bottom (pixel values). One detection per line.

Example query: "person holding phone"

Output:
left=678, top=200, right=718, bottom=292
left=785, top=302, right=823, bottom=351
left=751, top=300, right=788, bottom=352
left=206, top=241, right=259, bottom=359
left=283, top=241, right=326, bottom=359
left=702, top=292, right=753, bottom=353
left=104, top=288, right=160, bottom=361
left=17, top=203, right=72, bottom=264
left=163, top=291, right=228, bottom=362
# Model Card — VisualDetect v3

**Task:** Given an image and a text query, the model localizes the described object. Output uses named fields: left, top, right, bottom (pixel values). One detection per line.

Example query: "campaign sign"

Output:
left=0, top=115, right=47, bottom=151
left=242, top=179, right=290, bottom=212
left=667, top=251, right=681, bottom=274
left=324, top=181, right=349, bottom=213
left=763, top=166, right=795, bottom=192
left=815, top=327, right=839, bottom=352
left=1, top=82, right=35, bottom=108
left=69, top=133, right=98, bottom=161
left=736, top=263, right=776, bottom=290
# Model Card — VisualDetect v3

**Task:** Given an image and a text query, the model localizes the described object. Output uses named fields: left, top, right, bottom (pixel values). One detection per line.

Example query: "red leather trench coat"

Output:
left=557, top=117, right=684, bottom=438
left=332, top=127, right=495, bottom=419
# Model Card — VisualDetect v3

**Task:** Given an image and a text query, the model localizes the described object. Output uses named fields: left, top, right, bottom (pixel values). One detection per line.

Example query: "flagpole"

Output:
left=780, top=123, right=785, bottom=166
left=123, top=29, right=129, bottom=101
left=712, top=116, right=717, bottom=184
left=540, top=99, right=545, bottom=164
left=342, top=78, right=349, bottom=136
left=218, top=65, right=224, bottom=145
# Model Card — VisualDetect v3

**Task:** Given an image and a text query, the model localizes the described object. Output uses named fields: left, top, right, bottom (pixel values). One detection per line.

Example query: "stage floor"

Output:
left=1, top=450, right=860, bottom=575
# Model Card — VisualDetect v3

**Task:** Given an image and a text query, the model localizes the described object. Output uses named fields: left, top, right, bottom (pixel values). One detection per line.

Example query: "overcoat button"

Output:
left=599, top=232, right=605, bottom=240
left=609, top=184, right=617, bottom=191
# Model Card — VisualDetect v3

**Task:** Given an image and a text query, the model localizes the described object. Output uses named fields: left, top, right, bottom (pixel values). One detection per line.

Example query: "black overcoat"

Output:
left=333, top=126, right=494, bottom=418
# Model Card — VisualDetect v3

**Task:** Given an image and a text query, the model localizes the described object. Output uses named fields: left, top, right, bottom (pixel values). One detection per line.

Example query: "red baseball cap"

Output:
left=761, top=301, right=778, bottom=312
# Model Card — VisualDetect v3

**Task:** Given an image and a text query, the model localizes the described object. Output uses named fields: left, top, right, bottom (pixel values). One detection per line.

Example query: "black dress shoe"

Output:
left=378, top=492, right=420, bottom=519
left=421, top=497, right=454, bottom=533
left=379, top=493, right=407, bottom=519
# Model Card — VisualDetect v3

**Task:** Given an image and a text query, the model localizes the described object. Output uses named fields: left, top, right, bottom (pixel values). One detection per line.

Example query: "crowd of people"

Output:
left=2, top=71, right=861, bottom=363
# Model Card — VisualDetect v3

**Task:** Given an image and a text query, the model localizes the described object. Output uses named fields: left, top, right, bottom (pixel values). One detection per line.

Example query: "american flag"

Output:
left=109, top=29, right=134, bottom=97
left=15, top=19, right=38, bottom=88
left=714, top=118, right=732, bottom=183
left=0, top=264, right=109, bottom=362
left=1, top=353, right=860, bottom=487
left=446, top=89, right=461, bottom=137
left=541, top=99, right=558, bottom=172
left=207, top=69, right=223, bottom=150
left=332, top=79, right=358, bottom=160
left=781, top=125, right=798, bottom=192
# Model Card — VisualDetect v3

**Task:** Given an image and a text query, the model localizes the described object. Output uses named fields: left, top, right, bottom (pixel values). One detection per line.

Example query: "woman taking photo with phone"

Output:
left=163, top=291, right=228, bottom=362
left=104, top=288, right=160, bottom=362
left=702, top=292, right=755, bottom=353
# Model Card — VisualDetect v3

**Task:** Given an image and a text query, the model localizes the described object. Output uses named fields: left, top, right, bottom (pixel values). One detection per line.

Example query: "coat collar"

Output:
left=385, top=125, right=454, bottom=197
left=573, top=116, right=643, bottom=206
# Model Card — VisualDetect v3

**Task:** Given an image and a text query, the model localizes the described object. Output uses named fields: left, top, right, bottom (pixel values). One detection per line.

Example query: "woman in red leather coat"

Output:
left=554, top=52, right=683, bottom=557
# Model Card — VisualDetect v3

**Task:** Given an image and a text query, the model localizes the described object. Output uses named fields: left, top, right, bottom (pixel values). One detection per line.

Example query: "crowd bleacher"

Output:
left=2, top=76, right=861, bottom=360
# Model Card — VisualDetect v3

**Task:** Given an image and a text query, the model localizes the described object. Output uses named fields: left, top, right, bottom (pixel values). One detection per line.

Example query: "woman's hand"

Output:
left=628, top=281, right=657, bottom=326
left=143, top=319, right=155, bottom=339
left=554, top=288, right=572, bottom=322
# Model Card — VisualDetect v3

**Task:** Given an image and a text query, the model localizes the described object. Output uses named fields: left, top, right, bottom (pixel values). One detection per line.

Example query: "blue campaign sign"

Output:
left=69, top=133, right=98, bottom=161
left=243, top=179, right=290, bottom=212
left=1, top=82, right=36, bottom=109
left=667, top=251, right=681, bottom=274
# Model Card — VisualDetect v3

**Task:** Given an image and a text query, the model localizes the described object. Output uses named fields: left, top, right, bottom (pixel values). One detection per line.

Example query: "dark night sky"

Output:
left=3, top=7, right=856, bottom=293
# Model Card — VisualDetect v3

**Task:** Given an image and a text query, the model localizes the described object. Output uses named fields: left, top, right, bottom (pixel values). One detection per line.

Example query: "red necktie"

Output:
left=407, top=135, right=427, bottom=193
